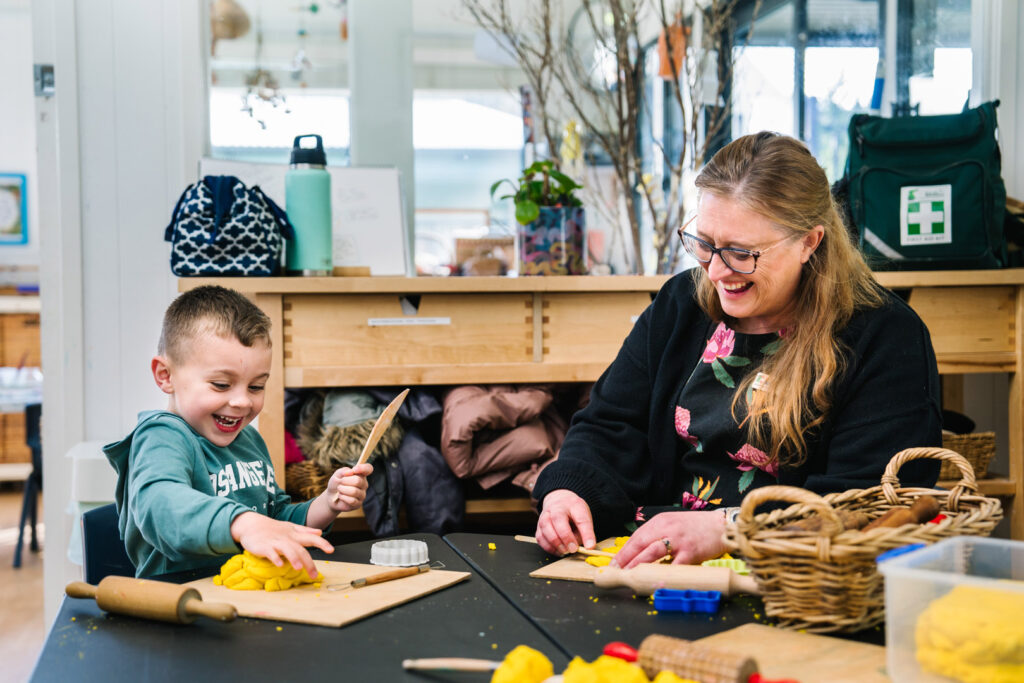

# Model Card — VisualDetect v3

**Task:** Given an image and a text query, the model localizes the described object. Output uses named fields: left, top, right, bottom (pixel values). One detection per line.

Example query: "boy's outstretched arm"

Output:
left=230, top=512, right=333, bottom=578
left=304, top=463, right=373, bottom=529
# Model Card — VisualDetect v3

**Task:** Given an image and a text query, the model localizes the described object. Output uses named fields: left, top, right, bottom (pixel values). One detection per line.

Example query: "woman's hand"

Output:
left=611, top=510, right=727, bottom=568
left=535, top=489, right=596, bottom=556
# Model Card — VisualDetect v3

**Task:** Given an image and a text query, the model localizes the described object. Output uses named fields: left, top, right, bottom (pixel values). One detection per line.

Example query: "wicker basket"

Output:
left=940, top=431, right=995, bottom=480
left=725, top=447, right=1003, bottom=633
left=285, top=460, right=330, bottom=501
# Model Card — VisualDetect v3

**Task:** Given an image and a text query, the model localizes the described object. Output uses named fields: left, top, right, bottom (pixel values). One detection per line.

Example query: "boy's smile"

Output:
left=152, top=329, right=272, bottom=447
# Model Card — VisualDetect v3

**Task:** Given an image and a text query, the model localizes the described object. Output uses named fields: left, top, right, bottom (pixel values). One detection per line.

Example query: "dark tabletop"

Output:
left=444, top=533, right=885, bottom=660
left=31, top=534, right=569, bottom=683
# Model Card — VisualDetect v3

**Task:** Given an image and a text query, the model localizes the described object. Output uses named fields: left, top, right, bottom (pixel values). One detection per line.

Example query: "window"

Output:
left=209, top=88, right=350, bottom=165
left=412, top=90, right=523, bottom=275
left=730, top=0, right=973, bottom=181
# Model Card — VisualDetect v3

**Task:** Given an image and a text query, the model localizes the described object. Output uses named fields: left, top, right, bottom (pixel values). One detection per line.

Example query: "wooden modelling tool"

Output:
left=66, top=576, right=237, bottom=624
left=638, top=634, right=758, bottom=683
left=332, top=388, right=409, bottom=506
left=593, top=563, right=760, bottom=596
left=327, top=564, right=429, bottom=591
left=402, top=658, right=500, bottom=672
left=514, top=534, right=617, bottom=558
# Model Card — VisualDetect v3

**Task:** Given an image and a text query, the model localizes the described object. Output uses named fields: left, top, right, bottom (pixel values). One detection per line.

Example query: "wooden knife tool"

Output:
left=332, top=388, right=409, bottom=505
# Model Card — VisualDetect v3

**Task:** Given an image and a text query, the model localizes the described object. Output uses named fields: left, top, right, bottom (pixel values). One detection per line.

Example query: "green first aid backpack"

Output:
left=845, top=100, right=1007, bottom=270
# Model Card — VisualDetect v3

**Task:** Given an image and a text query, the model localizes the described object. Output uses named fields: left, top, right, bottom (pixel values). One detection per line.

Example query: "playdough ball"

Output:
left=492, top=645, right=554, bottom=683
left=562, top=655, right=650, bottom=683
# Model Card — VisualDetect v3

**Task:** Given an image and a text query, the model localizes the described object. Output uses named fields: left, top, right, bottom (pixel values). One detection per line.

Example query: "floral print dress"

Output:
left=637, top=322, right=783, bottom=521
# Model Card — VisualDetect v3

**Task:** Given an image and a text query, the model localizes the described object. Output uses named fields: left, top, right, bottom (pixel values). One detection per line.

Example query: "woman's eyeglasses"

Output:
left=677, top=216, right=793, bottom=275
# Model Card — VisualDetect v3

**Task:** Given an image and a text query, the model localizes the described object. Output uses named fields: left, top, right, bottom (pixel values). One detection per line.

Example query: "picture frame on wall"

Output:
left=0, top=173, right=28, bottom=245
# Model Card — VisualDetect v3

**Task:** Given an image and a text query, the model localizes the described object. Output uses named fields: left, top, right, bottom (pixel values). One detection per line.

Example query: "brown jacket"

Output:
left=440, top=385, right=568, bottom=492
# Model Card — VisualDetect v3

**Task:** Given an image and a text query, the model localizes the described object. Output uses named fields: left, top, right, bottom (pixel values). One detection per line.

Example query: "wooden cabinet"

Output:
left=180, top=272, right=1024, bottom=539
left=0, top=308, right=40, bottom=464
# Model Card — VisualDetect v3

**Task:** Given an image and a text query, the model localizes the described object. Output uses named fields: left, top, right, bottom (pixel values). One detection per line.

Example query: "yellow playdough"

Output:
left=916, top=584, right=1024, bottom=683
left=212, top=551, right=321, bottom=592
left=584, top=537, right=631, bottom=567
left=491, top=645, right=554, bottom=683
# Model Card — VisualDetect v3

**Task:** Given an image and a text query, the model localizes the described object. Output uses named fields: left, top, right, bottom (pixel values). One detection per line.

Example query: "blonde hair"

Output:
left=692, top=132, right=884, bottom=467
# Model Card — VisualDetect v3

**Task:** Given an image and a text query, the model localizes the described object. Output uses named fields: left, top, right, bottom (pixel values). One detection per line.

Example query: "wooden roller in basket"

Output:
left=637, top=634, right=758, bottom=683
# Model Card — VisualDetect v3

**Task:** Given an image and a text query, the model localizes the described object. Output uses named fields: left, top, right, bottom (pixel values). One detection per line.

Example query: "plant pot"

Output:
left=518, top=206, right=587, bottom=276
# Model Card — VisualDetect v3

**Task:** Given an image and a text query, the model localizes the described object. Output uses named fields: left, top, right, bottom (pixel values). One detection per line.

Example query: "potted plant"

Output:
left=490, top=160, right=587, bottom=275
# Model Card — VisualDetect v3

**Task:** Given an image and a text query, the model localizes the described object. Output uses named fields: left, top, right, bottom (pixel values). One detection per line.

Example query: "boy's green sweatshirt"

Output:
left=104, top=410, right=313, bottom=578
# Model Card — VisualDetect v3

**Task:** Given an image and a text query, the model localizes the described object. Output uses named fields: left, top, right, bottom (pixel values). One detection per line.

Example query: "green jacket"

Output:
left=104, top=410, right=312, bottom=577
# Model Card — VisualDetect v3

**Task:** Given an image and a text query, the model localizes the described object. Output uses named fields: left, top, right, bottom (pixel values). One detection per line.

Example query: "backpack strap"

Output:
left=163, top=185, right=193, bottom=241
left=251, top=185, right=296, bottom=240
left=204, top=175, right=242, bottom=244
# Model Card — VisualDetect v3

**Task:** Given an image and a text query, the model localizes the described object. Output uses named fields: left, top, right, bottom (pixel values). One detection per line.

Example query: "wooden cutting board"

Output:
left=186, top=560, right=470, bottom=628
left=529, top=538, right=666, bottom=582
left=695, top=623, right=890, bottom=682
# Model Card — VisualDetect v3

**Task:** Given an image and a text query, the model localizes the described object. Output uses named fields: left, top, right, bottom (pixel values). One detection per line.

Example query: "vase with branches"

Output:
left=463, top=0, right=759, bottom=275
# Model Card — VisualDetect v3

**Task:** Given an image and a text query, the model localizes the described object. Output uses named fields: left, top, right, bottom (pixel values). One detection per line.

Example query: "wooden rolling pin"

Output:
left=862, top=495, right=941, bottom=531
left=66, top=576, right=237, bottom=624
left=593, top=563, right=760, bottom=596
left=638, top=634, right=758, bottom=683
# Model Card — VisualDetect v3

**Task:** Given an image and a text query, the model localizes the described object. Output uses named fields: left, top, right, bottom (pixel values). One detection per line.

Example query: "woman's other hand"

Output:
left=612, top=510, right=726, bottom=568
left=535, top=489, right=596, bottom=556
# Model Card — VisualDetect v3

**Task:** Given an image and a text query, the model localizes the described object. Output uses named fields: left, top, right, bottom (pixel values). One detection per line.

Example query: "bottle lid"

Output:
left=290, top=134, right=327, bottom=166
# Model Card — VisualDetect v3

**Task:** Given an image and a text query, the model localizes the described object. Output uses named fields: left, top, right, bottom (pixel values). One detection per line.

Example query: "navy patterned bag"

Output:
left=164, top=175, right=294, bottom=276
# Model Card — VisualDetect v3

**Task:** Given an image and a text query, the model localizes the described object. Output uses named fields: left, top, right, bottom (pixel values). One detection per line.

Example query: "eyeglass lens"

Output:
left=681, top=232, right=757, bottom=274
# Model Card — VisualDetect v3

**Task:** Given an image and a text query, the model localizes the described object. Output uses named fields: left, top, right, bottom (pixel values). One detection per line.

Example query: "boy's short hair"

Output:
left=159, top=285, right=271, bottom=363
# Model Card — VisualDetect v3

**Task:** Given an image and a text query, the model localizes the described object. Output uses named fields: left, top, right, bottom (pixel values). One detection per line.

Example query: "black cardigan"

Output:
left=533, top=269, right=942, bottom=535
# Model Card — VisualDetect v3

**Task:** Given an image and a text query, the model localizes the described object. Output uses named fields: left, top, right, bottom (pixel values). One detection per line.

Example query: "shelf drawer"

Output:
left=283, top=292, right=534, bottom=369
left=542, top=292, right=651, bottom=365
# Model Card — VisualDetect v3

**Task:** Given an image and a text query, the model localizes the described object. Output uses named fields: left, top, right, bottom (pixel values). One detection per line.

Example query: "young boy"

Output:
left=104, top=285, right=372, bottom=578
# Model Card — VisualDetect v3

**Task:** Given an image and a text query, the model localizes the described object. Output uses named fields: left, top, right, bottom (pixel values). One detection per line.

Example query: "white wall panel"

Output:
left=0, top=3, right=39, bottom=264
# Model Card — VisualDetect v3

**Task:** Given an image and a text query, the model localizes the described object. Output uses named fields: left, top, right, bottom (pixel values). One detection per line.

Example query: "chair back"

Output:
left=25, top=402, right=41, bottom=477
left=81, top=503, right=135, bottom=584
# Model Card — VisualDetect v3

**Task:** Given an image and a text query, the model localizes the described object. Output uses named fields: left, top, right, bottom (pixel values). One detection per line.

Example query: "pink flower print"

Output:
left=728, top=443, right=777, bottom=477
left=674, top=407, right=700, bottom=449
left=702, top=322, right=735, bottom=363
left=635, top=507, right=646, bottom=523
left=680, top=491, right=708, bottom=510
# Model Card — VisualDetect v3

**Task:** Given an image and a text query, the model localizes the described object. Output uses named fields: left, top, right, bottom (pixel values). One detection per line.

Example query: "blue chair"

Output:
left=81, top=503, right=136, bottom=584
left=13, top=403, right=42, bottom=568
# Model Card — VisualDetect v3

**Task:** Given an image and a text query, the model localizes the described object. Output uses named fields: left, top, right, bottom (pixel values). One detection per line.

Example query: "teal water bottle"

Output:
left=285, top=134, right=333, bottom=275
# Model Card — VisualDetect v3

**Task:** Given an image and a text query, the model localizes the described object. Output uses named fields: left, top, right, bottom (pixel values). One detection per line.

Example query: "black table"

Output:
left=31, top=534, right=569, bottom=682
left=444, top=533, right=885, bottom=660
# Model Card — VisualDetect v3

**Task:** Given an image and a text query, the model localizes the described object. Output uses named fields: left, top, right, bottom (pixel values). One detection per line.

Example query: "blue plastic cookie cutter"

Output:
left=652, top=588, right=722, bottom=613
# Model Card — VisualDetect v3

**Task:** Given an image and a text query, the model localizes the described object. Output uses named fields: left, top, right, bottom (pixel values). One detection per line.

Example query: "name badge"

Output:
left=752, top=372, right=769, bottom=391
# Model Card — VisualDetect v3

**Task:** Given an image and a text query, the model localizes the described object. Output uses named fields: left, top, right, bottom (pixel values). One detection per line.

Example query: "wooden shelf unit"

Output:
left=180, top=270, right=1024, bottom=539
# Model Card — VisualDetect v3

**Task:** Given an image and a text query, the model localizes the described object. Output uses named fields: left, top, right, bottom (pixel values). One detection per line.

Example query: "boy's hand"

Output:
left=230, top=511, right=333, bottom=578
left=327, top=463, right=373, bottom=512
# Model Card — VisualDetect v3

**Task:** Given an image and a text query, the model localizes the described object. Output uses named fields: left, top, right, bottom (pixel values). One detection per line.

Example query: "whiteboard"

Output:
left=198, top=158, right=412, bottom=276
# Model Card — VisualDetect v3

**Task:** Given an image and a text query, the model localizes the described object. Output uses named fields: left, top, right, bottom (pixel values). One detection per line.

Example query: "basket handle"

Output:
left=737, top=484, right=845, bottom=537
left=881, top=447, right=978, bottom=504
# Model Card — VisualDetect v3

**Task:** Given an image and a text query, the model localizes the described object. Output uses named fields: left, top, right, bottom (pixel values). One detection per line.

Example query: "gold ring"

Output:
left=661, top=537, right=672, bottom=555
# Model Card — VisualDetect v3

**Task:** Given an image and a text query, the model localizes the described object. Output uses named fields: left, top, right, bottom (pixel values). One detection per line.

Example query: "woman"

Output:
left=532, top=132, right=942, bottom=566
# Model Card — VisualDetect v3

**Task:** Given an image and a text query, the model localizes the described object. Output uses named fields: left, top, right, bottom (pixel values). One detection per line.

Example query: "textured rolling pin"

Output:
left=593, top=563, right=760, bottom=596
left=638, top=634, right=759, bottom=683
left=66, top=576, right=237, bottom=624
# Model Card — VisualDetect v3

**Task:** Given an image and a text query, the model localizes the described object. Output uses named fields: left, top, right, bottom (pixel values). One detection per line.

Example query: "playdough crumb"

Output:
left=488, top=542, right=497, bottom=550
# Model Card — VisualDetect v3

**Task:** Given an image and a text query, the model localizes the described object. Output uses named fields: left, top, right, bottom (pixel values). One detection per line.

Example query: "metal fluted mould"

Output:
left=369, top=539, right=429, bottom=567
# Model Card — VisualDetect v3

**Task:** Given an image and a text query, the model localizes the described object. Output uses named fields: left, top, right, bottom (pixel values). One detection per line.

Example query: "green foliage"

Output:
left=489, top=160, right=583, bottom=225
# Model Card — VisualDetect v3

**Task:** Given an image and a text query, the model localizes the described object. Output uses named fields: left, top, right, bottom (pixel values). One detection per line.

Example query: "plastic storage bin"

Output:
left=878, top=536, right=1024, bottom=683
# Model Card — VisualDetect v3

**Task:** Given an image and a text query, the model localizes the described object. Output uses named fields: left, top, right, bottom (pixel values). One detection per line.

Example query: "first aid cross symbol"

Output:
left=907, top=201, right=945, bottom=235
